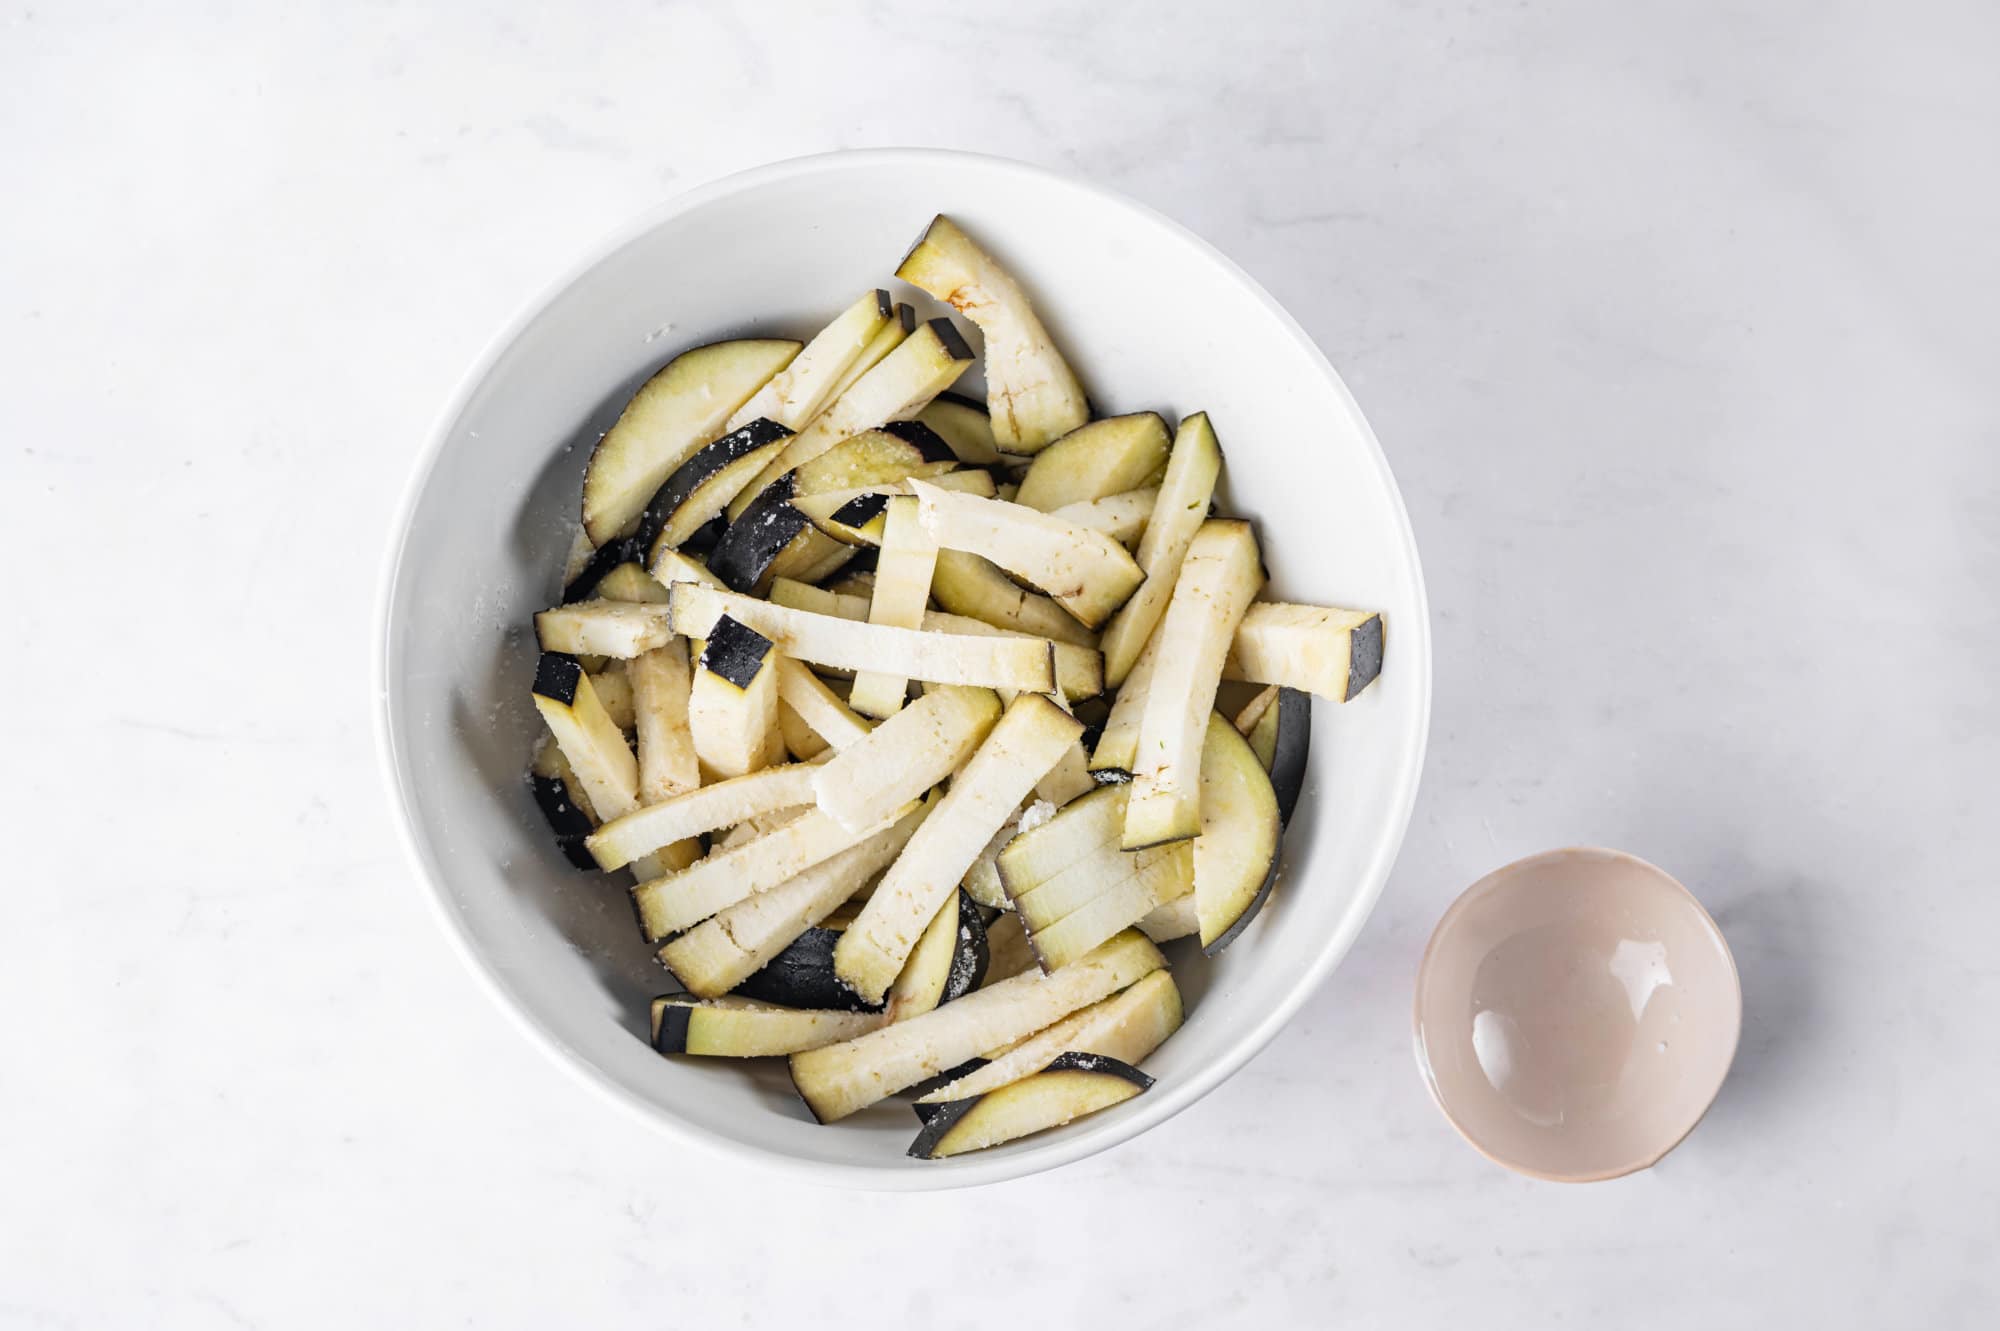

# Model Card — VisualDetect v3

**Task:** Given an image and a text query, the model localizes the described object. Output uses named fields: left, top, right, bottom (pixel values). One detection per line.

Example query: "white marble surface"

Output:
left=4, top=1, right=1996, bottom=1326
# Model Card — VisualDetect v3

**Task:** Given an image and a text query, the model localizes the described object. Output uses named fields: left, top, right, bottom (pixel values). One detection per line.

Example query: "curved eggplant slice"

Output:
left=725, top=290, right=895, bottom=432
left=734, top=927, right=884, bottom=1012
left=634, top=417, right=794, bottom=556
left=581, top=337, right=801, bottom=545
left=651, top=995, right=882, bottom=1057
left=529, top=739, right=599, bottom=869
left=707, top=475, right=818, bottom=596
left=917, top=968, right=1181, bottom=1103
left=907, top=1052, right=1153, bottom=1158
left=915, top=390, right=1000, bottom=464
left=680, top=513, right=727, bottom=556
left=1013, top=413, right=1171, bottom=512
left=561, top=538, right=642, bottom=603
left=913, top=480, right=1143, bottom=630
left=884, top=890, right=990, bottom=1022
left=931, top=550, right=1097, bottom=648
left=1192, top=711, right=1282, bottom=954
left=793, top=421, right=958, bottom=497
left=1257, top=686, right=1311, bottom=825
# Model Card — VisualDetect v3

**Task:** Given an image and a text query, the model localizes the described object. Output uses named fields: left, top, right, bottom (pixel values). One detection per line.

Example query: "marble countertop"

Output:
left=4, top=1, right=1995, bottom=1326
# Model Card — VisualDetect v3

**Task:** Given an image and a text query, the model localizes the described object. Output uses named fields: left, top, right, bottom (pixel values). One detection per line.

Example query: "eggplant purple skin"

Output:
left=904, top=1052, right=1153, bottom=1159
left=640, top=419, right=794, bottom=551
left=708, top=473, right=811, bottom=594
left=1347, top=614, right=1385, bottom=699
left=680, top=514, right=727, bottom=556
left=1201, top=692, right=1310, bottom=956
left=528, top=774, right=599, bottom=870
left=938, top=891, right=990, bottom=1004
left=531, top=651, right=584, bottom=705
left=828, top=492, right=891, bottom=529
left=650, top=996, right=695, bottom=1053
left=904, top=1058, right=989, bottom=1119
left=876, top=419, right=957, bottom=464
left=697, top=614, right=774, bottom=690
left=561, top=537, right=640, bottom=602
left=921, top=315, right=974, bottom=363
left=734, top=929, right=885, bottom=1013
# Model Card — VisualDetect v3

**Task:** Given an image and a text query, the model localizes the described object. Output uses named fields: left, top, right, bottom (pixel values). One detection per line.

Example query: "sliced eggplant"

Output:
left=775, top=658, right=872, bottom=755
left=1096, top=411, right=1225, bottom=686
left=624, top=643, right=696, bottom=805
left=734, top=928, right=884, bottom=1013
left=1123, top=520, right=1265, bottom=849
left=587, top=760, right=821, bottom=871
left=666, top=583, right=1057, bottom=694
left=810, top=685, right=1003, bottom=832
left=659, top=804, right=926, bottom=998
left=817, top=301, right=914, bottom=416
left=907, top=1053, right=1152, bottom=1158
left=835, top=694, right=1082, bottom=1002
left=651, top=995, right=882, bottom=1057
left=632, top=799, right=918, bottom=941
left=1033, top=695, right=1097, bottom=807
left=594, top=561, right=672, bottom=605
left=931, top=550, right=1096, bottom=647
left=787, top=929, right=1166, bottom=1122
left=561, top=538, right=642, bottom=603
left=688, top=615, right=782, bottom=781
left=792, top=420, right=958, bottom=497
left=1027, top=842, right=1192, bottom=972
left=562, top=526, right=597, bottom=584
left=533, top=599, right=677, bottom=659
left=1233, top=683, right=1278, bottom=738
left=917, top=968, right=1181, bottom=1103
left=632, top=417, right=794, bottom=556
left=995, top=783, right=1127, bottom=892
left=778, top=700, right=828, bottom=760
left=1087, top=620, right=1159, bottom=777
left=1192, top=710, right=1281, bottom=953
left=681, top=513, right=727, bottom=555
left=915, top=390, right=1000, bottom=464
left=1254, top=685, right=1311, bottom=824
left=725, top=291, right=896, bottom=432
left=588, top=665, right=635, bottom=731
left=895, top=216, right=1088, bottom=453
left=884, top=891, right=989, bottom=1022
left=961, top=812, right=1022, bottom=911
left=647, top=545, right=724, bottom=593
left=1014, top=413, right=1170, bottom=512
left=912, top=480, right=1142, bottom=629
left=729, top=318, right=974, bottom=521
left=796, top=468, right=999, bottom=545
left=1222, top=602, right=1386, bottom=702
left=847, top=496, right=939, bottom=719
left=1048, top=487, right=1157, bottom=547
left=980, top=909, right=1038, bottom=985
left=706, top=473, right=819, bottom=596
left=581, top=338, right=800, bottom=545
left=529, top=737, right=599, bottom=869
left=1137, top=893, right=1199, bottom=943
left=531, top=652, right=640, bottom=821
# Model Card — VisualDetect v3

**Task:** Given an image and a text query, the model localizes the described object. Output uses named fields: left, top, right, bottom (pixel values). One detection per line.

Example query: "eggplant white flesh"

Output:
left=1013, top=413, right=1171, bottom=512
left=779, top=700, right=828, bottom=760
left=1123, top=520, right=1265, bottom=849
left=917, top=969, right=1182, bottom=1103
left=533, top=599, right=677, bottom=659
left=835, top=694, right=1082, bottom=1002
left=531, top=652, right=641, bottom=822
left=730, top=318, right=974, bottom=521
left=961, top=809, right=1026, bottom=910
left=725, top=291, right=896, bottom=432
left=787, top=929, right=1165, bottom=1122
left=667, top=583, right=1056, bottom=694
left=1026, top=844, right=1193, bottom=972
left=995, top=783, right=1127, bottom=891
left=907, top=1052, right=1152, bottom=1158
left=847, top=496, right=939, bottom=719
left=563, top=544, right=644, bottom=603
left=1007, top=822, right=1187, bottom=932
left=810, top=686, right=1002, bottom=832
left=631, top=799, right=917, bottom=941
left=1233, top=684, right=1279, bottom=738
left=587, top=760, right=822, bottom=871
left=1095, top=412, right=1225, bottom=686
left=894, top=216, right=1088, bottom=453
left=562, top=527, right=597, bottom=585
left=1137, top=893, right=1199, bottom=942
left=794, top=467, right=997, bottom=546
left=593, top=561, right=673, bottom=604
left=647, top=546, right=725, bottom=593
left=588, top=665, right=635, bottom=731
left=911, top=480, right=1143, bottom=629
left=931, top=550, right=1097, bottom=647
left=816, top=302, right=914, bottom=422
left=914, top=391, right=1000, bottom=464
left=1192, top=711, right=1282, bottom=953
left=1031, top=694, right=1097, bottom=807
left=652, top=995, right=883, bottom=1057
left=979, top=909, right=1038, bottom=987
left=776, top=658, right=872, bottom=751
left=1222, top=602, right=1386, bottom=702
left=627, top=641, right=699, bottom=806
left=1047, top=488, right=1158, bottom=546
left=581, top=338, right=801, bottom=545
left=884, top=891, right=989, bottom=1023
left=529, top=737, right=599, bottom=869
left=688, top=615, right=782, bottom=781
left=792, top=420, right=958, bottom=497
left=634, top=417, right=795, bottom=555
left=659, top=805, right=925, bottom=998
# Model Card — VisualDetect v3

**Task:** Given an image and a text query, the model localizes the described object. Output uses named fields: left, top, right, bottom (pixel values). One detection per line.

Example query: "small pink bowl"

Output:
left=1414, top=848, right=1741, bottom=1182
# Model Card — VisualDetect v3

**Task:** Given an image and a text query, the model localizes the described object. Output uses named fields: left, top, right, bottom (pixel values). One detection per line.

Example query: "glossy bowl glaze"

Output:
left=377, top=149, right=1431, bottom=1189
left=1414, top=848, right=1741, bottom=1182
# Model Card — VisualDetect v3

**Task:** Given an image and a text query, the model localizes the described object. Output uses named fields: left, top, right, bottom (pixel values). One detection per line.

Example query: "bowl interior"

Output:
left=1414, top=848, right=1741, bottom=1182
left=381, top=152, right=1430, bottom=1186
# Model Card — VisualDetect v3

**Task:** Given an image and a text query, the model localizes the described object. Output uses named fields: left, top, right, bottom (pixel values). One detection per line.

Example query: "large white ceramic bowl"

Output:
left=377, top=149, right=1431, bottom=1189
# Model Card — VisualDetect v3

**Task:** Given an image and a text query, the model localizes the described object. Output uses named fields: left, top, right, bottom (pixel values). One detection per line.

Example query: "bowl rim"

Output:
left=1411, top=845, right=1744, bottom=1183
left=374, top=147, right=1434, bottom=1190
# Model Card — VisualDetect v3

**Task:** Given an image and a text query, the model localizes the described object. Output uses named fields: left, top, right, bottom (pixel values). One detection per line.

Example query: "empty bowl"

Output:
left=1414, top=847, right=1740, bottom=1182
left=376, top=149, right=1432, bottom=1188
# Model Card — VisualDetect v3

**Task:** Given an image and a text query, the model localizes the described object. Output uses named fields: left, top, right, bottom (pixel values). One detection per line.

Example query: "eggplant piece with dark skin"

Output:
left=634, top=417, right=794, bottom=556
left=528, top=741, right=599, bottom=869
left=706, top=474, right=818, bottom=595
left=734, top=928, right=885, bottom=1013
left=651, top=995, right=882, bottom=1057
left=1260, top=686, right=1311, bottom=826
left=906, top=1052, right=1153, bottom=1158
left=561, top=537, right=641, bottom=603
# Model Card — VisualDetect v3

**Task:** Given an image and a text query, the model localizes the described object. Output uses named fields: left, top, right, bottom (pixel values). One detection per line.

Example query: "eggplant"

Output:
left=1191, top=711, right=1282, bottom=954
left=666, top=583, right=1057, bottom=695
left=707, top=475, right=818, bottom=596
left=533, top=599, right=677, bottom=659
left=658, top=804, right=926, bottom=998
left=1258, top=686, right=1311, bottom=824
left=1013, top=412, right=1170, bottom=512
left=588, top=665, right=635, bottom=731
left=628, top=641, right=699, bottom=806
left=687, top=615, right=782, bottom=781
left=847, top=496, right=939, bottom=719
left=1137, top=893, right=1198, bottom=943
left=775, top=658, right=872, bottom=751
left=587, top=760, right=820, bottom=872
left=632, top=417, right=794, bottom=556
left=809, top=686, right=1002, bottom=834
left=734, top=928, right=885, bottom=1012
left=895, top=216, right=1088, bottom=453
left=1122, top=520, right=1264, bottom=850
left=1096, top=412, right=1225, bottom=686
left=817, top=302, right=915, bottom=415
left=911, top=480, right=1143, bottom=629
left=561, top=538, right=643, bottom=603
left=1047, top=487, right=1157, bottom=547
left=724, top=291, right=896, bottom=432
left=930, top=550, right=1094, bottom=647
left=792, top=420, right=958, bottom=497
left=647, top=546, right=724, bottom=594
left=833, top=694, right=1081, bottom=1002
left=631, top=800, right=919, bottom=941
left=1223, top=602, right=1386, bottom=702
left=531, top=652, right=640, bottom=821
left=651, top=995, right=882, bottom=1057
left=529, top=739, right=600, bottom=869
left=581, top=337, right=800, bottom=545
left=883, top=890, right=989, bottom=1022
left=906, top=1052, right=1152, bottom=1158
left=787, top=930, right=1166, bottom=1122
left=1023, top=844, right=1192, bottom=972
left=915, top=390, right=1000, bottom=464
left=916, top=969, right=1181, bottom=1103
left=979, top=909, right=1038, bottom=985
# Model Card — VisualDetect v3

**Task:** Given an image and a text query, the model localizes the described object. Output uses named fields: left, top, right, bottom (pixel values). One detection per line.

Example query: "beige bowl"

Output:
left=1414, top=848, right=1741, bottom=1182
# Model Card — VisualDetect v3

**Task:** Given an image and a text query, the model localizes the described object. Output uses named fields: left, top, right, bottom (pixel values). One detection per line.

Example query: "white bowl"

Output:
left=376, top=149, right=1432, bottom=1189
